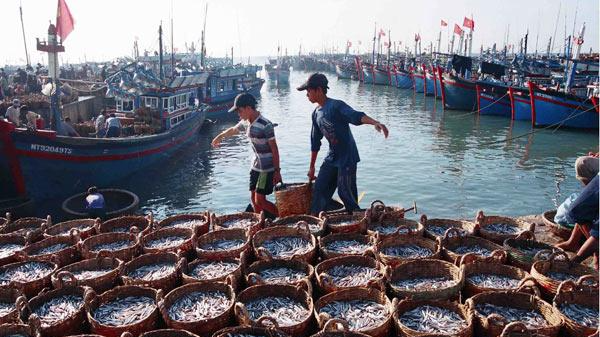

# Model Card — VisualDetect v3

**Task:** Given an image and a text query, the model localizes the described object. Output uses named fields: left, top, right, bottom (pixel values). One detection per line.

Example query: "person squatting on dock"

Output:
left=211, top=93, right=282, bottom=218
left=297, top=73, right=389, bottom=215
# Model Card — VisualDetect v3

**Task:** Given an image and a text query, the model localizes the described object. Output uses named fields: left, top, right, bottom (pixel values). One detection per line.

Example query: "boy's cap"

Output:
left=297, top=73, right=329, bottom=91
left=229, top=93, right=257, bottom=112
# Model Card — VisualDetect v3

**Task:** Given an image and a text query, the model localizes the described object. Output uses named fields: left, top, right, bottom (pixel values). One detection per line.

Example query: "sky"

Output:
left=1, top=0, right=598, bottom=66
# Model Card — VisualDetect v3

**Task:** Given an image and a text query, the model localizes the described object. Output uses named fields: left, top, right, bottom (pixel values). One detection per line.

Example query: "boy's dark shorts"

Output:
left=249, top=170, right=274, bottom=195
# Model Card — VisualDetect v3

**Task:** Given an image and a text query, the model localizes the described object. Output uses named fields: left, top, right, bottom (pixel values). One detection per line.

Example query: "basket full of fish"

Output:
left=246, top=258, right=314, bottom=293
left=552, top=280, right=599, bottom=337
left=212, top=212, right=265, bottom=236
left=420, top=215, right=475, bottom=240
left=213, top=317, right=290, bottom=337
left=0, top=259, right=58, bottom=298
left=0, top=322, right=39, bottom=337
left=0, top=233, right=28, bottom=267
left=465, top=290, right=564, bottom=337
left=393, top=299, right=473, bottom=337
left=387, top=258, right=464, bottom=302
left=502, top=231, right=560, bottom=270
left=252, top=223, right=317, bottom=264
left=20, top=273, right=91, bottom=337
left=121, top=252, right=185, bottom=292
left=320, top=212, right=367, bottom=234
left=44, top=218, right=98, bottom=240
left=52, top=256, right=122, bottom=293
left=376, top=234, right=440, bottom=267
left=97, top=214, right=154, bottom=236
left=460, top=256, right=538, bottom=298
left=366, top=216, right=425, bottom=240
left=440, top=228, right=507, bottom=265
left=269, top=215, right=326, bottom=237
left=319, top=233, right=375, bottom=260
left=315, top=255, right=385, bottom=294
left=155, top=213, right=209, bottom=234
left=159, top=281, right=235, bottom=336
left=364, top=200, right=409, bottom=223
left=235, top=284, right=314, bottom=337
left=0, top=216, right=50, bottom=243
left=0, top=288, right=25, bottom=324
left=315, top=287, right=394, bottom=337
left=182, top=254, right=245, bottom=290
left=86, top=285, right=162, bottom=337
left=141, top=227, right=195, bottom=257
left=474, top=212, right=534, bottom=245
left=79, top=230, right=141, bottom=262
left=20, top=228, right=81, bottom=267
left=195, top=228, right=251, bottom=260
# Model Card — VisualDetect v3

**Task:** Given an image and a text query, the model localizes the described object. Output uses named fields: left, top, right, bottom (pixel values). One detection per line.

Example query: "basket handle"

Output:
left=93, top=218, right=102, bottom=233
left=394, top=224, right=413, bottom=236
left=247, top=272, right=264, bottom=285
left=176, top=256, right=187, bottom=275
left=121, top=333, right=134, bottom=337
left=577, top=274, right=599, bottom=287
left=55, top=271, right=77, bottom=289
left=84, top=288, right=98, bottom=311
left=45, top=215, right=52, bottom=227
left=515, top=277, right=541, bottom=297
left=366, top=278, right=386, bottom=292
left=555, top=280, right=577, bottom=302
left=257, top=316, right=280, bottom=328
left=515, top=230, right=535, bottom=241
left=298, top=278, right=313, bottom=295
left=295, top=221, right=311, bottom=235
left=129, top=225, right=140, bottom=237
left=15, top=295, right=28, bottom=314
left=28, top=314, right=42, bottom=335
left=475, top=210, right=485, bottom=226
left=490, top=250, right=507, bottom=263
left=443, top=227, right=462, bottom=240
left=459, top=252, right=479, bottom=266
left=97, top=249, right=112, bottom=259
left=257, top=247, right=274, bottom=261
left=419, top=214, right=427, bottom=226
left=532, top=249, right=554, bottom=262
left=500, top=322, right=532, bottom=337
left=235, top=302, right=249, bottom=319
left=370, top=200, right=386, bottom=212
left=487, top=313, right=509, bottom=327
left=146, top=211, right=154, bottom=228
left=362, top=247, right=378, bottom=260
left=68, top=227, right=82, bottom=241
left=320, top=273, right=335, bottom=290
left=318, top=312, right=332, bottom=327
left=323, top=318, right=350, bottom=332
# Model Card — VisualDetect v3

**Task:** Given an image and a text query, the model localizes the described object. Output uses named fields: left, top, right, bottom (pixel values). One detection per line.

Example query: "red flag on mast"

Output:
left=441, top=20, right=448, bottom=27
left=453, top=24, right=463, bottom=35
left=378, top=28, right=386, bottom=37
left=56, top=0, right=75, bottom=41
left=463, top=17, right=475, bottom=30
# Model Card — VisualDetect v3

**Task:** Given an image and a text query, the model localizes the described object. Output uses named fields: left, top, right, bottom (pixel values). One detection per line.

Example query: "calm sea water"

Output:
left=110, top=69, right=595, bottom=221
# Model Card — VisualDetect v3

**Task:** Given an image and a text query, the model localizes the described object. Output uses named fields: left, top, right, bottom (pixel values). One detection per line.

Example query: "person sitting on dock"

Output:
left=58, top=117, right=80, bottom=137
left=297, top=73, right=388, bottom=215
left=104, top=113, right=122, bottom=138
left=85, top=186, right=106, bottom=219
left=95, top=110, right=108, bottom=138
left=211, top=93, right=282, bottom=218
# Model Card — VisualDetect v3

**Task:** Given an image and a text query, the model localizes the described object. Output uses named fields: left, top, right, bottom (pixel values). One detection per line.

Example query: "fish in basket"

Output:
left=20, top=228, right=81, bottom=267
left=269, top=215, right=325, bottom=237
left=182, top=252, right=246, bottom=290
left=52, top=256, right=122, bottom=293
left=0, top=259, right=57, bottom=298
left=252, top=223, right=317, bottom=264
left=0, top=216, right=51, bottom=243
left=420, top=215, right=475, bottom=239
left=474, top=211, right=534, bottom=245
left=43, top=218, right=98, bottom=240
left=0, top=288, right=25, bottom=324
left=246, top=258, right=314, bottom=294
left=440, top=228, right=507, bottom=265
left=195, top=228, right=251, bottom=260
left=141, top=227, right=195, bottom=257
left=315, top=255, right=385, bottom=294
left=97, top=214, right=154, bottom=236
left=319, top=233, right=375, bottom=260
left=553, top=280, right=599, bottom=337
left=155, top=213, right=209, bottom=234
left=79, top=229, right=141, bottom=262
left=393, top=299, right=473, bottom=337
left=376, top=234, right=440, bottom=266
left=121, top=252, right=185, bottom=292
left=212, top=212, right=265, bottom=236
left=0, top=233, right=28, bottom=267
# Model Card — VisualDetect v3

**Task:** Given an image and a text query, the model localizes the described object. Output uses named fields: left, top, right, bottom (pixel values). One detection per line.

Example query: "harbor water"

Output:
left=46, top=69, right=597, bottom=220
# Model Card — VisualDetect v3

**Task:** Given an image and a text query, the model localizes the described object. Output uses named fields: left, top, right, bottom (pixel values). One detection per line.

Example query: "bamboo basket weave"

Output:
left=315, top=255, right=385, bottom=294
left=460, top=257, right=539, bottom=298
left=20, top=228, right=81, bottom=267
left=195, top=228, right=251, bottom=260
left=270, top=215, right=325, bottom=237
left=541, top=210, right=571, bottom=240
left=213, top=317, right=290, bottom=337
left=44, top=218, right=98, bottom=240
left=498, top=322, right=548, bottom=337
left=466, top=290, right=563, bottom=337
left=320, top=213, right=367, bottom=234
left=97, top=214, right=153, bottom=236
left=141, top=227, right=195, bottom=257
left=0, top=259, right=58, bottom=298
left=394, top=299, right=473, bottom=337
left=52, top=257, right=123, bottom=293
left=440, top=228, right=507, bottom=265
left=553, top=280, right=599, bottom=337
left=309, top=319, right=372, bottom=337
left=376, top=234, right=440, bottom=267
left=387, top=258, right=464, bottom=301
left=212, top=212, right=264, bottom=236
left=138, top=329, right=201, bottom=337
left=0, top=323, right=38, bottom=337
left=0, top=234, right=28, bottom=267
left=420, top=215, right=475, bottom=240
left=503, top=231, right=558, bottom=270
left=252, top=223, right=317, bottom=264
left=156, top=213, right=209, bottom=234
left=274, top=182, right=313, bottom=217
left=182, top=253, right=246, bottom=291
left=319, top=233, right=376, bottom=260
left=121, top=252, right=185, bottom=292
left=475, top=211, right=534, bottom=245
left=0, top=213, right=10, bottom=229
left=246, top=258, right=314, bottom=293
left=0, top=216, right=50, bottom=243
left=0, top=288, right=25, bottom=324
left=79, top=230, right=141, bottom=262
left=366, top=217, right=425, bottom=240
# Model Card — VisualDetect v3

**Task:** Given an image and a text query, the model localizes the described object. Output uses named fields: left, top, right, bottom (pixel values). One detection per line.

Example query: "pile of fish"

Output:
left=0, top=261, right=54, bottom=285
left=0, top=301, right=14, bottom=316
left=483, top=223, right=520, bottom=235
left=546, top=271, right=578, bottom=282
left=200, top=239, right=245, bottom=252
left=257, top=267, right=306, bottom=284
left=392, top=276, right=457, bottom=291
left=452, top=245, right=493, bottom=256
left=319, top=299, right=388, bottom=331
left=0, top=243, right=24, bottom=258
left=398, top=305, right=467, bottom=334
left=325, top=265, right=381, bottom=287
left=32, top=243, right=70, bottom=256
left=475, top=303, right=548, bottom=328
left=53, top=223, right=93, bottom=235
left=109, top=227, right=131, bottom=233
left=282, top=221, right=321, bottom=233
left=369, top=224, right=401, bottom=236
left=467, top=274, right=520, bottom=289
left=245, top=296, right=309, bottom=326
left=558, top=303, right=599, bottom=327
left=259, top=237, right=313, bottom=258
left=91, top=240, right=132, bottom=252
left=93, top=296, right=156, bottom=326
left=329, top=220, right=356, bottom=228
left=514, top=245, right=551, bottom=256
left=163, top=219, right=205, bottom=229
left=145, top=235, right=187, bottom=249
left=127, top=263, right=176, bottom=281
left=324, top=240, right=371, bottom=255
left=168, top=291, right=231, bottom=322
left=33, top=294, right=83, bottom=327
left=427, top=224, right=465, bottom=237
left=380, top=245, right=433, bottom=259
left=71, top=267, right=113, bottom=280
left=188, top=261, right=239, bottom=280
left=221, top=219, right=255, bottom=229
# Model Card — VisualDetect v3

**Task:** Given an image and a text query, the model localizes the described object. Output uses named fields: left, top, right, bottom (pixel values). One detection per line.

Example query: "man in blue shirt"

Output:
left=85, top=186, right=106, bottom=219
left=297, top=73, right=388, bottom=214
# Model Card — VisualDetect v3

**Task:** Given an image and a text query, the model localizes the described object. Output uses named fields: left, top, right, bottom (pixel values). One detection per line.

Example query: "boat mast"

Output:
left=551, top=2, right=561, bottom=54
left=565, top=23, right=585, bottom=93
left=19, top=1, right=30, bottom=66
left=171, top=2, right=175, bottom=78
left=371, top=23, right=376, bottom=65
left=159, top=23, right=164, bottom=81
left=200, top=3, right=208, bottom=69
left=36, top=24, right=64, bottom=131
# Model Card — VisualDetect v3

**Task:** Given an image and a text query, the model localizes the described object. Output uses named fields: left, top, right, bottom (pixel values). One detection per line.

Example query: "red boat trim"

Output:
left=508, top=87, right=515, bottom=120
left=476, top=84, right=481, bottom=113
left=421, top=64, right=427, bottom=94
left=533, top=93, right=591, bottom=110
left=437, top=66, right=446, bottom=107
left=528, top=81, right=536, bottom=127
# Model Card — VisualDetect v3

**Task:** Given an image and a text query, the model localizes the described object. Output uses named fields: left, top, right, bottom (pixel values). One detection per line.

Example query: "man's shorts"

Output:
left=249, top=170, right=274, bottom=195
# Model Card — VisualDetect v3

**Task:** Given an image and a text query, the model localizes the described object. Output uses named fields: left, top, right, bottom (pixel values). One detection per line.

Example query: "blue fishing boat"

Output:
left=362, top=63, right=389, bottom=85
left=476, top=81, right=511, bottom=117
left=423, top=65, right=435, bottom=96
left=434, top=66, right=443, bottom=99
left=412, top=68, right=425, bottom=93
left=439, top=55, right=477, bottom=111
left=508, top=86, right=532, bottom=121
left=335, top=63, right=354, bottom=79
left=394, top=68, right=413, bottom=89
left=265, top=58, right=290, bottom=84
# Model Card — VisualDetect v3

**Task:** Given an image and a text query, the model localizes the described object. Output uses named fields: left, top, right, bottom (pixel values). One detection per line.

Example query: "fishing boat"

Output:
left=508, top=85, right=532, bottom=121
left=439, top=55, right=477, bottom=111
left=412, top=67, right=425, bottom=93
left=475, top=62, right=511, bottom=117
left=362, top=63, right=389, bottom=85
left=423, top=65, right=435, bottom=96
left=265, top=58, right=290, bottom=83
left=394, top=68, right=413, bottom=89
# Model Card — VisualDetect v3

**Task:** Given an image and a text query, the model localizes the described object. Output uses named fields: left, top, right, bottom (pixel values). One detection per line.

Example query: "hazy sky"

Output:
left=2, top=0, right=598, bottom=65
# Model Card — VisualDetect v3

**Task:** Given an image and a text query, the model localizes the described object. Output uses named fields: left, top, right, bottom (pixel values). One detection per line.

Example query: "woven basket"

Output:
left=475, top=212, right=534, bottom=245
left=364, top=200, right=408, bottom=223
left=270, top=215, right=325, bottom=237
left=246, top=258, right=314, bottom=294
left=213, top=317, right=290, bottom=337
left=0, top=214, right=10, bottom=229
left=321, top=213, right=367, bottom=234
left=377, top=234, right=440, bottom=267
left=235, top=284, right=314, bottom=337
left=52, top=256, right=123, bottom=293
left=530, top=251, right=598, bottom=301
left=420, top=215, right=475, bottom=240
left=0, top=323, right=38, bottom=337
left=366, top=217, right=425, bottom=241
left=195, top=228, right=251, bottom=260
left=0, top=234, right=28, bottom=267
left=252, top=223, right=317, bottom=264
left=141, top=227, right=195, bottom=257
left=79, top=230, right=141, bottom=262
left=159, top=281, right=235, bottom=336
left=0, top=216, right=50, bottom=243
left=138, top=329, right=201, bottom=337
left=275, top=183, right=313, bottom=217
left=44, top=218, right=98, bottom=240
left=97, top=214, right=153, bottom=236
left=20, top=229, right=81, bottom=267
left=498, top=322, right=550, bottom=337
left=0, top=259, right=58, bottom=298
left=182, top=253, right=246, bottom=291
left=319, top=233, right=375, bottom=260
left=156, top=213, right=209, bottom=235
left=86, top=285, right=161, bottom=337
left=503, top=231, right=559, bottom=270
left=393, top=299, right=473, bottom=337
left=315, top=287, right=393, bottom=337
left=542, top=210, right=571, bottom=240
left=22, top=276, right=91, bottom=337
left=315, top=255, right=385, bottom=294
left=212, top=212, right=264, bottom=236
left=460, top=257, right=539, bottom=298
left=0, top=288, right=25, bottom=324
left=440, top=228, right=507, bottom=265
left=121, top=252, right=185, bottom=292
left=553, top=280, right=599, bottom=337
left=465, top=290, right=563, bottom=337
left=387, top=258, right=464, bottom=301
left=308, top=319, right=372, bottom=337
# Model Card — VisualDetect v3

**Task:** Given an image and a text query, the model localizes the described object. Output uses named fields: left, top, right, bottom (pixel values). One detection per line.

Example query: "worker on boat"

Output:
left=58, top=117, right=80, bottom=137
left=297, top=73, right=389, bottom=215
left=95, top=110, right=108, bottom=138
left=211, top=93, right=282, bottom=218
left=85, top=186, right=106, bottom=219
left=5, top=99, right=21, bottom=126
left=104, top=113, right=122, bottom=138
left=17, top=105, right=42, bottom=129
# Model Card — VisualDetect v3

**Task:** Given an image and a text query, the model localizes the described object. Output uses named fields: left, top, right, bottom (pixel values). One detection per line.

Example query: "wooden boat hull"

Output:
left=477, top=82, right=511, bottom=117
left=413, top=73, right=425, bottom=93
left=528, top=82, right=598, bottom=129
left=424, top=73, right=435, bottom=96
left=508, top=86, right=532, bottom=121
left=204, top=80, right=264, bottom=119
left=394, top=70, right=413, bottom=89
left=362, top=65, right=389, bottom=85
left=441, top=74, right=477, bottom=111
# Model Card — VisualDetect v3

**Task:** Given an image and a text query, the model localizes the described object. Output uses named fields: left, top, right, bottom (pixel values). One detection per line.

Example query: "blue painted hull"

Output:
left=479, top=92, right=511, bottom=117
left=509, top=88, right=532, bottom=121
left=413, top=74, right=425, bottom=93
left=530, top=88, right=598, bottom=129
left=2, top=109, right=206, bottom=201
left=395, top=71, right=413, bottom=89
left=362, top=66, right=389, bottom=85
left=435, top=75, right=442, bottom=99
left=335, top=65, right=354, bottom=79
left=442, top=74, right=477, bottom=111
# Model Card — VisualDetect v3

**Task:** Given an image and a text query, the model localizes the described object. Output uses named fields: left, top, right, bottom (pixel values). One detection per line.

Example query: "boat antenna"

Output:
left=19, top=0, right=30, bottom=66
